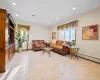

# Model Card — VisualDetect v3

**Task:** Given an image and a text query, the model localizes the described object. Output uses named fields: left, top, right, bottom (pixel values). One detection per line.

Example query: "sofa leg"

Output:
left=63, top=54, right=65, bottom=56
left=34, top=50, right=36, bottom=52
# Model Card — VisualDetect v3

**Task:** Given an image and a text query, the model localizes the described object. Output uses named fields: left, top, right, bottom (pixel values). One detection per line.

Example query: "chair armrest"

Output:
left=32, top=42, right=36, bottom=49
left=32, top=42, right=36, bottom=44
left=62, top=45, right=68, bottom=49
left=62, top=45, right=70, bottom=54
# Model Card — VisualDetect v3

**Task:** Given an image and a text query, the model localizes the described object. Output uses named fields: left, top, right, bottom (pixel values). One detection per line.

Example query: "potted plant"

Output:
left=15, top=31, right=25, bottom=52
left=71, top=40, right=76, bottom=46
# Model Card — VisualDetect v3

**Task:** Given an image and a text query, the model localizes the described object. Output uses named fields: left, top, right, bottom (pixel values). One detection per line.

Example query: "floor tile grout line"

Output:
left=46, top=64, right=78, bottom=80
left=46, top=64, right=89, bottom=80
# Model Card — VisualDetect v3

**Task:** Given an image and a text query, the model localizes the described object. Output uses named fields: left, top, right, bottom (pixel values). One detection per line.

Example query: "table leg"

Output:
left=42, top=49, right=45, bottom=55
left=71, top=53, right=74, bottom=59
left=48, top=51, right=51, bottom=57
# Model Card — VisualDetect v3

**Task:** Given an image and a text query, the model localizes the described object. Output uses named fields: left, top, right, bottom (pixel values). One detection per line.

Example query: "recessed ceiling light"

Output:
left=56, top=17, right=59, bottom=19
left=12, top=2, right=16, bottom=6
left=16, top=14, right=19, bottom=16
left=32, top=15, right=35, bottom=16
left=73, top=7, right=76, bottom=10
left=48, top=22, right=51, bottom=24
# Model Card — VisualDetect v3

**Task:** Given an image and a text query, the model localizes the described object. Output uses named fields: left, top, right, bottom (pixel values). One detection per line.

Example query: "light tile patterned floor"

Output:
left=3, top=51, right=100, bottom=80
left=0, top=73, right=3, bottom=77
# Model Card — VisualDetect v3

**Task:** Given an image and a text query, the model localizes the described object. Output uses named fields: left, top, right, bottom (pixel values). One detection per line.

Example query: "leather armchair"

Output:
left=32, top=40, right=46, bottom=51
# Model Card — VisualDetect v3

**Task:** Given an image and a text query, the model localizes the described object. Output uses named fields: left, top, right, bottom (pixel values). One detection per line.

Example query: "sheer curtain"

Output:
left=58, top=20, right=78, bottom=42
left=59, top=27, right=76, bottom=42
left=59, top=30, right=64, bottom=40
left=70, top=27, right=75, bottom=41
left=65, top=27, right=70, bottom=41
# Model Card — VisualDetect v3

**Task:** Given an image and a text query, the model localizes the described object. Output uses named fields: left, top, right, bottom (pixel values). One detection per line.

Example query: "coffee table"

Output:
left=41, top=47, right=52, bottom=57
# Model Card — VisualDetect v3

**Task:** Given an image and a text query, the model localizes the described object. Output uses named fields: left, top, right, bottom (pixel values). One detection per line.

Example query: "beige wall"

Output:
left=15, top=19, right=52, bottom=50
left=52, top=7, right=100, bottom=59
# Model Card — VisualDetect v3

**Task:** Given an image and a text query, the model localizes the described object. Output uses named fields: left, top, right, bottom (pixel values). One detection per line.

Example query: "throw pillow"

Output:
left=62, top=41, right=66, bottom=45
left=51, top=40, right=56, bottom=45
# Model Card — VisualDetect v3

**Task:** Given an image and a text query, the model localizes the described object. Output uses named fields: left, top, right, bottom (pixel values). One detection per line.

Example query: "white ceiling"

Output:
left=1, top=0, right=100, bottom=26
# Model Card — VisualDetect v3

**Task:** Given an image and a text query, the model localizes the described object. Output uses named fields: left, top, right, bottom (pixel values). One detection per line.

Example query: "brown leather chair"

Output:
left=32, top=40, right=46, bottom=51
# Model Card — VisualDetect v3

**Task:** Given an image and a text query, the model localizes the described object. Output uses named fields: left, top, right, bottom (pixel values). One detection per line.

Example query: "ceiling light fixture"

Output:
left=48, top=22, right=51, bottom=24
left=12, top=2, right=16, bottom=6
left=16, top=14, right=19, bottom=16
left=32, top=15, right=35, bottom=16
left=73, top=7, right=76, bottom=10
left=56, top=17, right=59, bottom=19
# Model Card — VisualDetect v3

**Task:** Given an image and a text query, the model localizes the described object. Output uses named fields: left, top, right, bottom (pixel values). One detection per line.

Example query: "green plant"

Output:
left=15, top=31, right=24, bottom=50
left=71, top=40, right=76, bottom=46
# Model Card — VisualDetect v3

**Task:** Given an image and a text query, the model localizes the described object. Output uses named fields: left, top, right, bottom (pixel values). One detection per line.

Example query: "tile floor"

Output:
left=2, top=51, right=100, bottom=80
left=0, top=73, right=3, bottom=77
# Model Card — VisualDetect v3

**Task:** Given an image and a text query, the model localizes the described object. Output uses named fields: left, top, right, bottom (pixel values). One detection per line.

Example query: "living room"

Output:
left=0, top=0, right=100, bottom=80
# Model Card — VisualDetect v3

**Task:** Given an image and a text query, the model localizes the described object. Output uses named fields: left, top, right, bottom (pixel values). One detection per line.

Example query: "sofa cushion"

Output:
left=56, top=46, right=62, bottom=50
left=39, top=40, right=45, bottom=44
left=41, top=44, right=45, bottom=47
left=50, top=45, right=56, bottom=48
left=51, top=40, right=56, bottom=45
left=66, top=41, right=71, bottom=46
left=35, top=44, right=41, bottom=47
left=62, top=41, right=66, bottom=45
left=56, top=40, right=63, bottom=46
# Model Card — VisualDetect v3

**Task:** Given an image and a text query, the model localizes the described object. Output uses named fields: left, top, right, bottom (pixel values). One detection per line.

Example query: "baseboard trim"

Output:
left=15, top=49, right=32, bottom=52
left=28, top=49, right=32, bottom=50
left=78, top=53, right=100, bottom=64
left=22, top=49, right=32, bottom=51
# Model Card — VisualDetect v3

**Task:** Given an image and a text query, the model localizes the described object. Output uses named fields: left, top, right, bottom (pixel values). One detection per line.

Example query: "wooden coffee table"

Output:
left=42, top=47, right=52, bottom=57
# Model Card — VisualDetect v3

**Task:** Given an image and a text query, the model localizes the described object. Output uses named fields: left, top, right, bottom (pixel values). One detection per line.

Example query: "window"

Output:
left=70, top=27, right=75, bottom=41
left=59, top=27, right=76, bottom=42
left=65, top=28, right=70, bottom=41
left=59, top=30, right=64, bottom=40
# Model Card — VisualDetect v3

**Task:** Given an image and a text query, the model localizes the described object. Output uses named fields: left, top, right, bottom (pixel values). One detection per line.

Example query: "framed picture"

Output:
left=52, top=32, right=56, bottom=39
left=82, top=24, right=98, bottom=40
